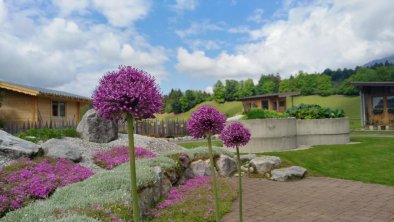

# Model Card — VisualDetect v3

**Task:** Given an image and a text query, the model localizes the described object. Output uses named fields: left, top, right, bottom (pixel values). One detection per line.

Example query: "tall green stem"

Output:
left=207, top=134, right=220, bottom=222
left=127, top=114, right=140, bottom=222
left=236, top=146, right=243, bottom=222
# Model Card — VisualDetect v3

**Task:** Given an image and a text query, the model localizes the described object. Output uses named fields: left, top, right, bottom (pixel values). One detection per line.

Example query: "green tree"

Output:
left=213, top=80, right=226, bottom=103
left=224, top=80, right=240, bottom=101
left=237, top=79, right=255, bottom=98
left=256, top=74, right=280, bottom=94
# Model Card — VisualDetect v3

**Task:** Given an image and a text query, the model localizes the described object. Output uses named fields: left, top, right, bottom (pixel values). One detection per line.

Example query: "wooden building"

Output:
left=352, top=82, right=394, bottom=128
left=239, top=92, right=300, bottom=113
left=0, top=81, right=90, bottom=126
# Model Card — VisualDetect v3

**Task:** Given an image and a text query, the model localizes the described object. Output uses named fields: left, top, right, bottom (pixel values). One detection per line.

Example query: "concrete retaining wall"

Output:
left=238, top=117, right=349, bottom=153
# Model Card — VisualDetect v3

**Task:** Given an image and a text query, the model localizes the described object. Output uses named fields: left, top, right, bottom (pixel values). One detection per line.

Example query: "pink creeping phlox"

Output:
left=0, top=158, right=93, bottom=216
left=93, top=146, right=157, bottom=170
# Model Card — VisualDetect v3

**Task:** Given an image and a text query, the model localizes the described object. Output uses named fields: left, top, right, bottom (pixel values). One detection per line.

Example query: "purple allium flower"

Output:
left=220, top=122, right=251, bottom=148
left=186, top=105, right=226, bottom=138
left=92, top=65, right=163, bottom=120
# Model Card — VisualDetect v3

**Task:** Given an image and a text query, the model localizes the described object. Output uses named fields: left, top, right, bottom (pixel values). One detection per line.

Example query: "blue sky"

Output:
left=0, top=0, right=393, bottom=97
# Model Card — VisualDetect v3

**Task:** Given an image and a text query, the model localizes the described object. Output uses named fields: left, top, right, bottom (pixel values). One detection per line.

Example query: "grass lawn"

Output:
left=288, top=95, right=361, bottom=129
left=155, top=101, right=242, bottom=121
left=263, top=137, right=394, bottom=186
left=177, top=140, right=224, bottom=149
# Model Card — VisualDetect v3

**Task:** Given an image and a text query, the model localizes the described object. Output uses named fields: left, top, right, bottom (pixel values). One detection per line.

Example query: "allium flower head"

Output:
left=92, top=65, right=162, bottom=120
left=220, top=122, right=251, bottom=148
left=187, top=105, right=226, bottom=138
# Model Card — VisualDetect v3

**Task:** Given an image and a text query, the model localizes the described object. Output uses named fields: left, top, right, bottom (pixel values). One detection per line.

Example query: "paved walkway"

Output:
left=221, top=177, right=394, bottom=222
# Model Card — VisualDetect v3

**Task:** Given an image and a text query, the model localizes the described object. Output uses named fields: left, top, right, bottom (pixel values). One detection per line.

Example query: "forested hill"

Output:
left=163, top=63, right=394, bottom=114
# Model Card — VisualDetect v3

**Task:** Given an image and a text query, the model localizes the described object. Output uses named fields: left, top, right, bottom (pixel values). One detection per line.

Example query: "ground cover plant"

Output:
left=285, top=103, right=345, bottom=119
left=264, top=137, right=394, bottom=186
left=147, top=176, right=237, bottom=222
left=92, top=65, right=162, bottom=222
left=243, top=108, right=288, bottom=120
left=16, top=128, right=79, bottom=143
left=1, top=148, right=235, bottom=221
left=0, top=157, right=93, bottom=217
left=93, top=146, right=157, bottom=170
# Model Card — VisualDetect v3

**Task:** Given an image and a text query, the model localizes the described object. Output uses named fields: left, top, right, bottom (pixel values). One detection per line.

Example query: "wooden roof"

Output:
left=238, top=92, right=301, bottom=101
left=351, top=82, right=394, bottom=87
left=0, top=81, right=91, bottom=103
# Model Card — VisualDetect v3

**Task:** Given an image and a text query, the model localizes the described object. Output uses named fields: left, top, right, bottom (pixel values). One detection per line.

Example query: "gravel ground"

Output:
left=0, top=134, right=186, bottom=172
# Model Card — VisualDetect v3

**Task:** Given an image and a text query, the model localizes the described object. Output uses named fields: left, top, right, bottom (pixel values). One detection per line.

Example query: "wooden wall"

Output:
left=363, top=86, right=394, bottom=126
left=0, top=89, right=82, bottom=125
left=242, top=97, right=286, bottom=113
left=0, top=90, right=35, bottom=123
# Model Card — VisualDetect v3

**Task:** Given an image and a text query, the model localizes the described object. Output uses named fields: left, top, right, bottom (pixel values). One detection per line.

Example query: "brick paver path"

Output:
left=221, top=177, right=394, bottom=222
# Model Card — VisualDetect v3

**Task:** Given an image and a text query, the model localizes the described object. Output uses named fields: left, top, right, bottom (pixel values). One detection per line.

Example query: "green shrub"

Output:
left=244, top=108, right=289, bottom=120
left=285, top=104, right=345, bottom=119
left=16, top=128, right=79, bottom=143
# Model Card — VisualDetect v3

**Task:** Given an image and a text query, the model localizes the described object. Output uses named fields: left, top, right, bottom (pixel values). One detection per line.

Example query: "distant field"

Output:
left=155, top=101, right=243, bottom=120
left=288, top=95, right=361, bottom=129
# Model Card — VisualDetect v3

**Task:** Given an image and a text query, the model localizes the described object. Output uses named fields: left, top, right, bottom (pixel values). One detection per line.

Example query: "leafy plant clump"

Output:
left=16, top=128, right=79, bottom=143
left=0, top=157, right=93, bottom=217
left=244, top=108, right=289, bottom=120
left=285, top=104, right=345, bottom=119
left=93, top=146, right=157, bottom=170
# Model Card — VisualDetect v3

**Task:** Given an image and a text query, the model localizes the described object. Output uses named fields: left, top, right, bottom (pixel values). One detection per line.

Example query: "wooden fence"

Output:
left=3, top=119, right=189, bottom=138
left=2, top=120, right=77, bottom=134
left=120, top=119, right=189, bottom=138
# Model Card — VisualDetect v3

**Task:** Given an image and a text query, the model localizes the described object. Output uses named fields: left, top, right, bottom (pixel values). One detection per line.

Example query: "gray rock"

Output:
left=77, top=109, right=118, bottom=143
left=42, top=138, right=82, bottom=162
left=250, top=156, right=281, bottom=174
left=240, top=154, right=256, bottom=163
left=189, top=159, right=212, bottom=176
left=271, top=166, right=307, bottom=181
left=215, top=154, right=237, bottom=176
left=0, top=130, right=43, bottom=159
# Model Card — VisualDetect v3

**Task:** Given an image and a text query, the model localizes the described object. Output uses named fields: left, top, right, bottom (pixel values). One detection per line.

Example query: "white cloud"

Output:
left=247, top=8, right=264, bottom=23
left=0, top=0, right=6, bottom=24
left=187, top=39, right=223, bottom=51
left=0, top=1, right=168, bottom=97
left=172, top=0, right=198, bottom=12
left=52, top=0, right=89, bottom=16
left=204, top=86, right=213, bottom=94
left=176, top=21, right=224, bottom=38
left=93, top=0, right=152, bottom=27
left=176, top=0, right=394, bottom=79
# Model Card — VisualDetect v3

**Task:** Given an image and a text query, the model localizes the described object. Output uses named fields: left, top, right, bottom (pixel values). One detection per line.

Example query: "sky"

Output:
left=0, top=0, right=393, bottom=97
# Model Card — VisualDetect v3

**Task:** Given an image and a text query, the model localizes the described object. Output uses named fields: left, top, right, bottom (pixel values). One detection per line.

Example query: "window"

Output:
left=262, top=100, right=269, bottom=109
left=52, top=101, right=66, bottom=117
left=279, top=99, right=285, bottom=107
left=372, top=97, right=384, bottom=115
left=388, top=96, right=394, bottom=109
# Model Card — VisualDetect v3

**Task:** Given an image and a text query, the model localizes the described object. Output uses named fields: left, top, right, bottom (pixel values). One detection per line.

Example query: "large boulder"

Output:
left=0, top=130, right=43, bottom=158
left=77, top=109, right=118, bottom=143
left=189, top=159, right=212, bottom=176
left=271, top=166, right=307, bottom=181
left=250, top=156, right=281, bottom=174
left=215, top=154, right=237, bottom=176
left=240, top=154, right=256, bottom=164
left=42, top=138, right=82, bottom=162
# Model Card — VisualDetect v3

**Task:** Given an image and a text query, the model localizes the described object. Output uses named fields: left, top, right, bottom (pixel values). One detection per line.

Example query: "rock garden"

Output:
left=0, top=67, right=307, bottom=222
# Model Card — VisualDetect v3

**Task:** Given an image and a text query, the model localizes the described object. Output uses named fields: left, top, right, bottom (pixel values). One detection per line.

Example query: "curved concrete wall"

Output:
left=296, top=118, right=350, bottom=146
left=239, top=118, right=297, bottom=152
left=236, top=117, right=350, bottom=153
